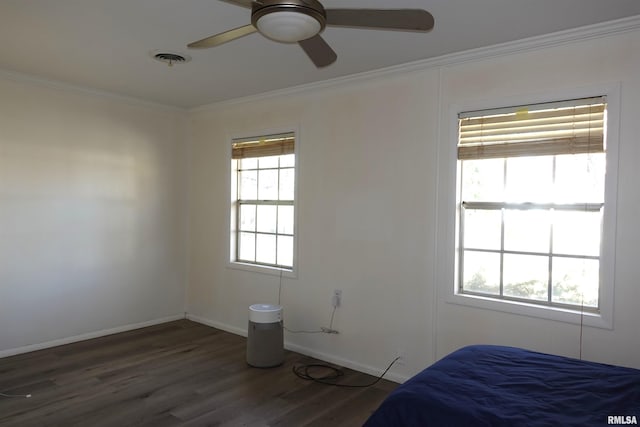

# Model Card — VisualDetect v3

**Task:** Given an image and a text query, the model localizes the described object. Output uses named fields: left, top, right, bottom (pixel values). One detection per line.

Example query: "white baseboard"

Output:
left=187, top=315, right=407, bottom=384
left=0, top=314, right=185, bottom=358
left=186, top=314, right=248, bottom=337
left=2, top=313, right=408, bottom=383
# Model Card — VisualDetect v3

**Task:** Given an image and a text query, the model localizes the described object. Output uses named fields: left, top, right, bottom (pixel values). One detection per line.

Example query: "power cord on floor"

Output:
left=293, top=356, right=400, bottom=388
left=0, top=392, right=31, bottom=398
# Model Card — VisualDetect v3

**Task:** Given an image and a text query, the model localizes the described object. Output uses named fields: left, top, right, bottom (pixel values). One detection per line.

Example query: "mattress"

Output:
left=365, top=345, right=640, bottom=426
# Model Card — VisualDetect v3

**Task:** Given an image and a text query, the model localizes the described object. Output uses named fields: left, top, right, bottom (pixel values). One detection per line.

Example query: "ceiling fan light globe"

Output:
left=256, top=11, right=321, bottom=43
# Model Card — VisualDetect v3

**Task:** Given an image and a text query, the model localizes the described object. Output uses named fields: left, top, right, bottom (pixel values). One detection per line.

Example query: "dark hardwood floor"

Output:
left=0, top=320, right=397, bottom=426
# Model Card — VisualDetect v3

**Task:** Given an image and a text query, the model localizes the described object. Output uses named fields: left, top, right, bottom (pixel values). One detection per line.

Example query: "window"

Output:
left=456, top=97, right=607, bottom=312
left=231, top=132, right=295, bottom=271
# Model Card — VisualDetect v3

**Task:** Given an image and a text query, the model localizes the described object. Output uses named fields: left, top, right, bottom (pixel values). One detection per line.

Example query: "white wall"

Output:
left=187, top=25, right=640, bottom=381
left=435, top=29, right=640, bottom=368
left=0, top=75, right=188, bottom=355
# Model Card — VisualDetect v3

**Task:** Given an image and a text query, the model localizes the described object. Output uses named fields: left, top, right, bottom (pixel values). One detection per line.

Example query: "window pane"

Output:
left=463, top=209, right=501, bottom=250
left=552, top=257, right=599, bottom=307
left=258, top=169, right=278, bottom=200
left=462, top=251, right=500, bottom=295
left=503, top=254, right=548, bottom=301
left=277, top=235, right=294, bottom=267
left=280, top=154, right=295, bottom=168
left=279, top=168, right=295, bottom=201
left=239, top=232, right=255, bottom=262
left=505, top=156, right=553, bottom=203
left=278, top=205, right=294, bottom=235
left=504, top=209, right=550, bottom=253
left=553, top=210, right=601, bottom=256
left=239, top=204, right=256, bottom=232
left=256, top=234, right=276, bottom=265
left=239, top=171, right=257, bottom=200
left=259, top=155, right=279, bottom=169
left=256, top=205, right=277, bottom=233
left=555, top=153, right=605, bottom=203
left=238, top=158, right=257, bottom=170
left=461, top=159, right=504, bottom=201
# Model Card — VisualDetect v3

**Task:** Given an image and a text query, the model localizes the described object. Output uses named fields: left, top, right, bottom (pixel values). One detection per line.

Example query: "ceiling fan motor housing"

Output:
left=251, top=0, right=327, bottom=43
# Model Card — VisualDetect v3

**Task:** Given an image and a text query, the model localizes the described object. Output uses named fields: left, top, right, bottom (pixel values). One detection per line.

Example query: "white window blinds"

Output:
left=458, top=96, right=606, bottom=160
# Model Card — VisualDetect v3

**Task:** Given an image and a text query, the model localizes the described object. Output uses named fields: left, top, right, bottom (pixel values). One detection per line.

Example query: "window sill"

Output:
left=446, top=291, right=612, bottom=330
left=227, top=261, right=297, bottom=279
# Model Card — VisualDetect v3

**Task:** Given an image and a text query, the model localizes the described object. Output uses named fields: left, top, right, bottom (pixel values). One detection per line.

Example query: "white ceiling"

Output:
left=1, top=0, right=639, bottom=108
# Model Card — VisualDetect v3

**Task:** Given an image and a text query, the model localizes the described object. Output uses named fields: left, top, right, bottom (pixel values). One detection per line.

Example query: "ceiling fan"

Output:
left=188, top=0, right=434, bottom=68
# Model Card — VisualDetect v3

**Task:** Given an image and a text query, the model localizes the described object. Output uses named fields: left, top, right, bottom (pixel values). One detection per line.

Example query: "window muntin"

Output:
left=232, top=133, right=295, bottom=270
left=457, top=98, right=606, bottom=312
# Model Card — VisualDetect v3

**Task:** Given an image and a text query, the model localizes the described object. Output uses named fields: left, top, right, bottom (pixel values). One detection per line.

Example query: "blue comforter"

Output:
left=365, top=345, right=640, bottom=426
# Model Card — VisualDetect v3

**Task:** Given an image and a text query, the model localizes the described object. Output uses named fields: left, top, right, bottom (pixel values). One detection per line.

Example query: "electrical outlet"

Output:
left=332, top=289, right=342, bottom=308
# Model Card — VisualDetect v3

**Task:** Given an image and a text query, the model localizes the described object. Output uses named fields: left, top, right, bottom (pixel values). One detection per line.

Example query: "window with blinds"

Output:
left=456, top=97, right=607, bottom=311
left=458, top=96, right=606, bottom=160
left=231, top=132, right=295, bottom=270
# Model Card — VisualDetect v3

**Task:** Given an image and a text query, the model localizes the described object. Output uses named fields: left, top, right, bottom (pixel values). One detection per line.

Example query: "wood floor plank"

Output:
left=0, top=320, right=397, bottom=426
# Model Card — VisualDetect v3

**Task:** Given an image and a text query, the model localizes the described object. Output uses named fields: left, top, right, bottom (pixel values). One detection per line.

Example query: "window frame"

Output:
left=459, top=196, right=604, bottom=312
left=227, top=129, right=299, bottom=278
left=441, top=85, right=620, bottom=329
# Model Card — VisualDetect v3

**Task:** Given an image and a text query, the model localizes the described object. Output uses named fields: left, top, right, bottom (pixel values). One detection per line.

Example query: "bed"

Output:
left=364, top=345, right=640, bottom=426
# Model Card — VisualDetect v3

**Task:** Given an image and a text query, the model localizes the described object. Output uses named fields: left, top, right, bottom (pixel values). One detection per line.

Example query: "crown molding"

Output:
left=0, top=67, right=186, bottom=113
left=191, top=14, right=640, bottom=113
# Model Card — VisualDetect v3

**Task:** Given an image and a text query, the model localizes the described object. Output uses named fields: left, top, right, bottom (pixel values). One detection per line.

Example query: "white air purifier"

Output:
left=246, top=304, right=284, bottom=368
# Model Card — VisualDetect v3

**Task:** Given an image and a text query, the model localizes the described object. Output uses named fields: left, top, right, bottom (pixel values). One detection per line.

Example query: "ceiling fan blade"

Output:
left=298, top=35, right=337, bottom=68
left=188, top=24, right=257, bottom=49
left=325, top=9, right=434, bottom=32
left=218, top=0, right=259, bottom=8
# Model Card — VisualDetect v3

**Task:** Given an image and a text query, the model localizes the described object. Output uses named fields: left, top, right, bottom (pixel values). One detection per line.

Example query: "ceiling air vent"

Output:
left=150, top=50, right=191, bottom=67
